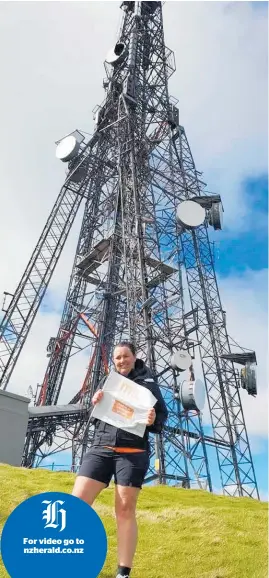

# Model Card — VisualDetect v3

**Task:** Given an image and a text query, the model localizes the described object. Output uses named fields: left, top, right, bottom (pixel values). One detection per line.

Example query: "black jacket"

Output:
left=91, top=359, right=168, bottom=452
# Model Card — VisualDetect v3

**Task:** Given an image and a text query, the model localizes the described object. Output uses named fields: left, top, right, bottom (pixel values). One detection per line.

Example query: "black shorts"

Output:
left=78, top=446, right=150, bottom=489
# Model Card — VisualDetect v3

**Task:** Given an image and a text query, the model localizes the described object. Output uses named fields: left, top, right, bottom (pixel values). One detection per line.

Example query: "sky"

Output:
left=0, top=1, right=267, bottom=499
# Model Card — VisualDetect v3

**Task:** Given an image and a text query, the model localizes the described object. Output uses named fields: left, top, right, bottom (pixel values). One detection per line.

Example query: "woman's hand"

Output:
left=92, top=390, right=104, bottom=406
left=146, top=407, right=156, bottom=426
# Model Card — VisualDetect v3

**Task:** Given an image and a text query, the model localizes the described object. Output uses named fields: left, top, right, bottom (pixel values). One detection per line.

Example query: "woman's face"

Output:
left=113, top=346, right=136, bottom=376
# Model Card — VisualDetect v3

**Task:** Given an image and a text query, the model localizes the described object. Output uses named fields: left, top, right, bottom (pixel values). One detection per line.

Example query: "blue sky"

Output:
left=0, top=1, right=267, bottom=500
left=214, top=174, right=268, bottom=276
left=252, top=445, right=268, bottom=501
left=250, top=1, right=268, bottom=12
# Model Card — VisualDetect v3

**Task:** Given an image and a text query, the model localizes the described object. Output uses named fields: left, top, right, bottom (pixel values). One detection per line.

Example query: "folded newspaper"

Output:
left=91, top=371, right=157, bottom=438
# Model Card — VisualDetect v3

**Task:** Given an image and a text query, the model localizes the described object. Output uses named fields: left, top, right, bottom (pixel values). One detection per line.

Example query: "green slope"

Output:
left=0, top=464, right=267, bottom=578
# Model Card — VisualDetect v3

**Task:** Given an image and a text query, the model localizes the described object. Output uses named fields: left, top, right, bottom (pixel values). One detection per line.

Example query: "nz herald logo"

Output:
left=42, top=500, right=66, bottom=532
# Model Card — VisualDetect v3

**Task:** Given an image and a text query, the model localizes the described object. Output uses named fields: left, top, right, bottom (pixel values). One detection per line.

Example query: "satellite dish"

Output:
left=209, top=202, right=223, bottom=230
left=95, top=109, right=102, bottom=126
left=56, top=135, right=80, bottom=162
left=105, top=42, right=126, bottom=65
left=176, top=200, right=206, bottom=229
left=241, top=363, right=257, bottom=396
left=180, top=379, right=205, bottom=411
left=171, top=350, right=192, bottom=372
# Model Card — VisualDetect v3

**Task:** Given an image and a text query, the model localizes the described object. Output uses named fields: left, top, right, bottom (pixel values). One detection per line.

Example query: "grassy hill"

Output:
left=0, top=463, right=267, bottom=578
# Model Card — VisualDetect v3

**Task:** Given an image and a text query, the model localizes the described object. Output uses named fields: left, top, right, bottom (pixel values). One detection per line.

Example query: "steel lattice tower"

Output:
left=0, top=1, right=259, bottom=499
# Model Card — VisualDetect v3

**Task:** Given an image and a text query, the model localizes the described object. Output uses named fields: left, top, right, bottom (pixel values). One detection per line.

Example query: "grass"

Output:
left=0, top=463, right=268, bottom=578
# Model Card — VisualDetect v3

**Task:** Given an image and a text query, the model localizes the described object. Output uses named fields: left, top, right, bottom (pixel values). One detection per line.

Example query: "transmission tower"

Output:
left=0, top=1, right=259, bottom=499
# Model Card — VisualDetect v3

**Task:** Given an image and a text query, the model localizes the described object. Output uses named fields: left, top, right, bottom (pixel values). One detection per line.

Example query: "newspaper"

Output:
left=91, top=371, right=157, bottom=438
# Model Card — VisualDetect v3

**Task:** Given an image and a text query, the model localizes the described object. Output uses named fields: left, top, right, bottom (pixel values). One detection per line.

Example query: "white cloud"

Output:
left=163, top=1, right=268, bottom=232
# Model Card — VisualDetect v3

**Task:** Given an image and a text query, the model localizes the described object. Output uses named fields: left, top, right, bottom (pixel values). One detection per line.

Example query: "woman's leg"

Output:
left=114, top=484, right=140, bottom=569
left=114, top=451, right=149, bottom=572
left=72, top=476, right=107, bottom=506
left=72, top=447, right=113, bottom=505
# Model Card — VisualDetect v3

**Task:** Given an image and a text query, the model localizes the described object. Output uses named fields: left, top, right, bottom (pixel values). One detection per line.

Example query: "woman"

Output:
left=72, top=341, right=168, bottom=578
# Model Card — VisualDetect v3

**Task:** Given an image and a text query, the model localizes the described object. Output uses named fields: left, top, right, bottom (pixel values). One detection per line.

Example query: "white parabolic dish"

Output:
left=171, top=350, right=192, bottom=371
left=180, top=379, right=206, bottom=411
left=106, top=47, right=119, bottom=64
left=177, top=200, right=206, bottom=228
left=192, top=378, right=206, bottom=410
left=56, top=135, right=78, bottom=162
left=105, top=43, right=125, bottom=65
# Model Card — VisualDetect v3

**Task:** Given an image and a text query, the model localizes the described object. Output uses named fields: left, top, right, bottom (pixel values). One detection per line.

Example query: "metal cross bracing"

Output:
left=180, top=224, right=259, bottom=497
left=170, top=126, right=259, bottom=498
left=1, top=1, right=259, bottom=498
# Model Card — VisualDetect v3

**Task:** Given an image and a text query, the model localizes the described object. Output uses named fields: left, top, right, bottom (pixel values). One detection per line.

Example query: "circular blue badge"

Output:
left=0, top=492, right=107, bottom=578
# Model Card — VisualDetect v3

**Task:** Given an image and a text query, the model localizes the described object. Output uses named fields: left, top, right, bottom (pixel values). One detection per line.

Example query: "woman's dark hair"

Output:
left=114, top=341, right=136, bottom=356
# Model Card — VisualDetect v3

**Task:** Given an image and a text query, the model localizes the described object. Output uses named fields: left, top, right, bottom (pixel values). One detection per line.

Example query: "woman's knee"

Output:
left=115, top=504, right=136, bottom=520
left=115, top=486, right=140, bottom=519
